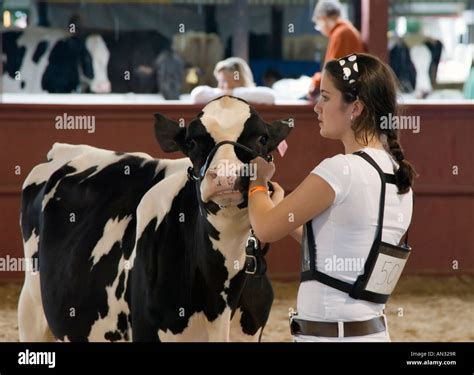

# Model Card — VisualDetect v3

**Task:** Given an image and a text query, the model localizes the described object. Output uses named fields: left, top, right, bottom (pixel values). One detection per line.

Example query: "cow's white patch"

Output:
left=206, top=206, right=250, bottom=281
left=41, top=180, right=61, bottom=211
left=66, top=149, right=128, bottom=180
left=158, top=308, right=232, bottom=342
left=84, top=35, right=111, bottom=93
left=200, top=96, right=251, bottom=171
left=89, top=216, right=132, bottom=268
left=87, top=256, right=130, bottom=341
left=23, top=143, right=93, bottom=189
left=201, top=96, right=251, bottom=142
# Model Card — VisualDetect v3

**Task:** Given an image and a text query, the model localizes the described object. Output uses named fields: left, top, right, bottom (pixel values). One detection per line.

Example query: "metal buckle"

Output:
left=245, top=255, right=257, bottom=275
left=246, top=235, right=259, bottom=249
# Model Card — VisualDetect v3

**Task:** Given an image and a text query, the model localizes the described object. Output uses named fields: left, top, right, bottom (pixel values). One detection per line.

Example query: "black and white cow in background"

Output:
left=19, top=96, right=292, bottom=342
left=2, top=27, right=111, bottom=93
left=101, top=30, right=184, bottom=99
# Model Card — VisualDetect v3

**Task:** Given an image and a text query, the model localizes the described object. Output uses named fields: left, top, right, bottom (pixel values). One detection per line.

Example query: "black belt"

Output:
left=290, top=316, right=386, bottom=338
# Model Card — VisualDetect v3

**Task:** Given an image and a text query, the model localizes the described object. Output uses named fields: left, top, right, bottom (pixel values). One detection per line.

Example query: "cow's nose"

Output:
left=205, top=165, right=238, bottom=189
left=95, top=81, right=111, bottom=93
left=207, top=169, right=218, bottom=180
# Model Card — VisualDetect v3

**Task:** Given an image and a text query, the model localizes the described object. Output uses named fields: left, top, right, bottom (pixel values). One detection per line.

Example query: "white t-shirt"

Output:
left=297, top=147, right=413, bottom=322
left=190, top=85, right=276, bottom=104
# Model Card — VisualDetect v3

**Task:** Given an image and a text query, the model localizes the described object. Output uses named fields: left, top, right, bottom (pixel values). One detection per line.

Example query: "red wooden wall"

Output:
left=0, top=102, right=472, bottom=282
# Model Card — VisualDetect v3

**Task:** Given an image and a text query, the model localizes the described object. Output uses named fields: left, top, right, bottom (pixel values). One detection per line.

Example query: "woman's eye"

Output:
left=259, top=135, right=268, bottom=145
left=185, top=139, right=197, bottom=150
left=322, top=95, right=329, bottom=102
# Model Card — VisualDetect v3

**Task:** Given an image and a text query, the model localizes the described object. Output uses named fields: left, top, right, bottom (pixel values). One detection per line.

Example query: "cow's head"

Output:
left=82, top=35, right=111, bottom=93
left=154, top=96, right=292, bottom=210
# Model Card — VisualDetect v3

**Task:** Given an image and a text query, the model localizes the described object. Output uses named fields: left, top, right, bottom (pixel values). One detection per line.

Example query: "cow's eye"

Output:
left=258, top=135, right=268, bottom=146
left=185, top=139, right=197, bottom=150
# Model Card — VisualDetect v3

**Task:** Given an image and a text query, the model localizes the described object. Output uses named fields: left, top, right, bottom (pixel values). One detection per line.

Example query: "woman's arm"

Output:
left=248, top=170, right=335, bottom=243
left=232, top=87, right=276, bottom=104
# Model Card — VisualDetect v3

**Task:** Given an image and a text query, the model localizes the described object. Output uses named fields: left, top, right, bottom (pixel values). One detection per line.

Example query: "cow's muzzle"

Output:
left=187, top=140, right=273, bottom=182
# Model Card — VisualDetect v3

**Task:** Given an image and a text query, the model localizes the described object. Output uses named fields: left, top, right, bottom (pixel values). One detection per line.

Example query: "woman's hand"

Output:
left=250, top=156, right=275, bottom=184
left=269, top=181, right=284, bottom=205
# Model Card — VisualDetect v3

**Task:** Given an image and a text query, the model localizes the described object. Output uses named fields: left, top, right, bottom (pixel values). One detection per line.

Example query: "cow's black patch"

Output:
left=104, top=330, right=122, bottom=342
left=32, top=40, right=48, bottom=63
left=117, top=312, right=128, bottom=335
left=115, top=271, right=126, bottom=299
left=2, top=31, right=26, bottom=79
left=21, top=181, right=47, bottom=242
left=41, top=37, right=91, bottom=93
left=103, top=30, right=171, bottom=93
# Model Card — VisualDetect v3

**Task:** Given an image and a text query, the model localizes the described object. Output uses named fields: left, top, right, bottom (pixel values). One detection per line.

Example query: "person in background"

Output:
left=308, top=0, right=365, bottom=100
left=191, top=57, right=276, bottom=104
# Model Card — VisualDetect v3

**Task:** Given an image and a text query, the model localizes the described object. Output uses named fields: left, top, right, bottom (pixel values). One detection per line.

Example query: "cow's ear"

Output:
left=266, top=118, right=293, bottom=152
left=153, top=113, right=186, bottom=153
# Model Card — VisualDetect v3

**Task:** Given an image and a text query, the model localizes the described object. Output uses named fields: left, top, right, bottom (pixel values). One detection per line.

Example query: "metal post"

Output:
left=232, top=0, right=249, bottom=61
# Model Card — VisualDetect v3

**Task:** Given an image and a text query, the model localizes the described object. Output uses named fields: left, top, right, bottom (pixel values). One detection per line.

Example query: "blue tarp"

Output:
left=250, top=59, right=321, bottom=86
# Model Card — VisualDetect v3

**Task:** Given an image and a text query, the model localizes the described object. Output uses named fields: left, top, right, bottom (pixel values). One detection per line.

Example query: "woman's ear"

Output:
left=351, top=99, right=364, bottom=119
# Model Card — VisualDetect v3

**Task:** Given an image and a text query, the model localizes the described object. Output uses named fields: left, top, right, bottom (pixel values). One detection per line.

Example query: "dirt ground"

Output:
left=1, top=276, right=473, bottom=342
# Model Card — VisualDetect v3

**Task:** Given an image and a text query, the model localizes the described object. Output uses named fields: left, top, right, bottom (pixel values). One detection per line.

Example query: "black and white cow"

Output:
left=19, top=96, right=292, bottom=342
left=2, top=27, right=110, bottom=93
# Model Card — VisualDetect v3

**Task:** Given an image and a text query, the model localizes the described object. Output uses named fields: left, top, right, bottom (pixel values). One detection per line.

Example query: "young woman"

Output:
left=248, top=53, right=415, bottom=342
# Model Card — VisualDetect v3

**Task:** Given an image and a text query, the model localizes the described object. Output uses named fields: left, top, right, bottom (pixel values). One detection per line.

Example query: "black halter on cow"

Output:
left=18, top=96, right=293, bottom=342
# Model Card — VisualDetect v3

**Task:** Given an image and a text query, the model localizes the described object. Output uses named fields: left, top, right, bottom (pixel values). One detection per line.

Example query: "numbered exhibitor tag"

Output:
left=365, top=243, right=411, bottom=295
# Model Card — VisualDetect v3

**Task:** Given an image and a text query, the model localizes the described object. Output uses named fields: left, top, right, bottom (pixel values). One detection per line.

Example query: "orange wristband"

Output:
left=248, top=185, right=268, bottom=197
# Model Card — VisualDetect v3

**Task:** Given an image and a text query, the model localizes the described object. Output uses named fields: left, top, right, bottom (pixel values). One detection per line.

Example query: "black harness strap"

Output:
left=301, top=151, right=399, bottom=298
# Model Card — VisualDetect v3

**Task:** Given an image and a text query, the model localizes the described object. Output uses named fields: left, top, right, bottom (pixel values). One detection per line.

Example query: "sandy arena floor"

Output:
left=1, top=276, right=473, bottom=342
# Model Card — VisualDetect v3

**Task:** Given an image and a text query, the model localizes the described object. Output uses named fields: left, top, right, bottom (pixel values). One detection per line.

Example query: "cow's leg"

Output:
left=18, top=233, right=54, bottom=342
left=18, top=271, right=54, bottom=342
left=206, top=308, right=232, bottom=342
left=229, top=275, right=274, bottom=342
left=229, top=308, right=262, bottom=342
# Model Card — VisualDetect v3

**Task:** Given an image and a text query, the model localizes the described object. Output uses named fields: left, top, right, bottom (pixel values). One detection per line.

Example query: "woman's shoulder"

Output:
left=311, top=154, right=353, bottom=205
left=316, top=153, right=353, bottom=171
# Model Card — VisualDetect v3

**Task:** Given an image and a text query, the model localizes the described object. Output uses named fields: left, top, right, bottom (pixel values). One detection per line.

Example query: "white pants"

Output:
left=293, top=315, right=391, bottom=342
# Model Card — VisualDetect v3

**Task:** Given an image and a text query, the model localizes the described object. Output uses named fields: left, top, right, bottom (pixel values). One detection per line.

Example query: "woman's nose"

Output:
left=314, top=102, right=321, bottom=115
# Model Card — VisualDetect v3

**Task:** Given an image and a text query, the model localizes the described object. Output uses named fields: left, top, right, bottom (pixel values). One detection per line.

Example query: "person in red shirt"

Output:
left=308, top=0, right=365, bottom=99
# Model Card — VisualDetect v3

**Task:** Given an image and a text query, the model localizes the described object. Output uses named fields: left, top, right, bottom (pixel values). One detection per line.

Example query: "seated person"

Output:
left=191, top=57, right=276, bottom=104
